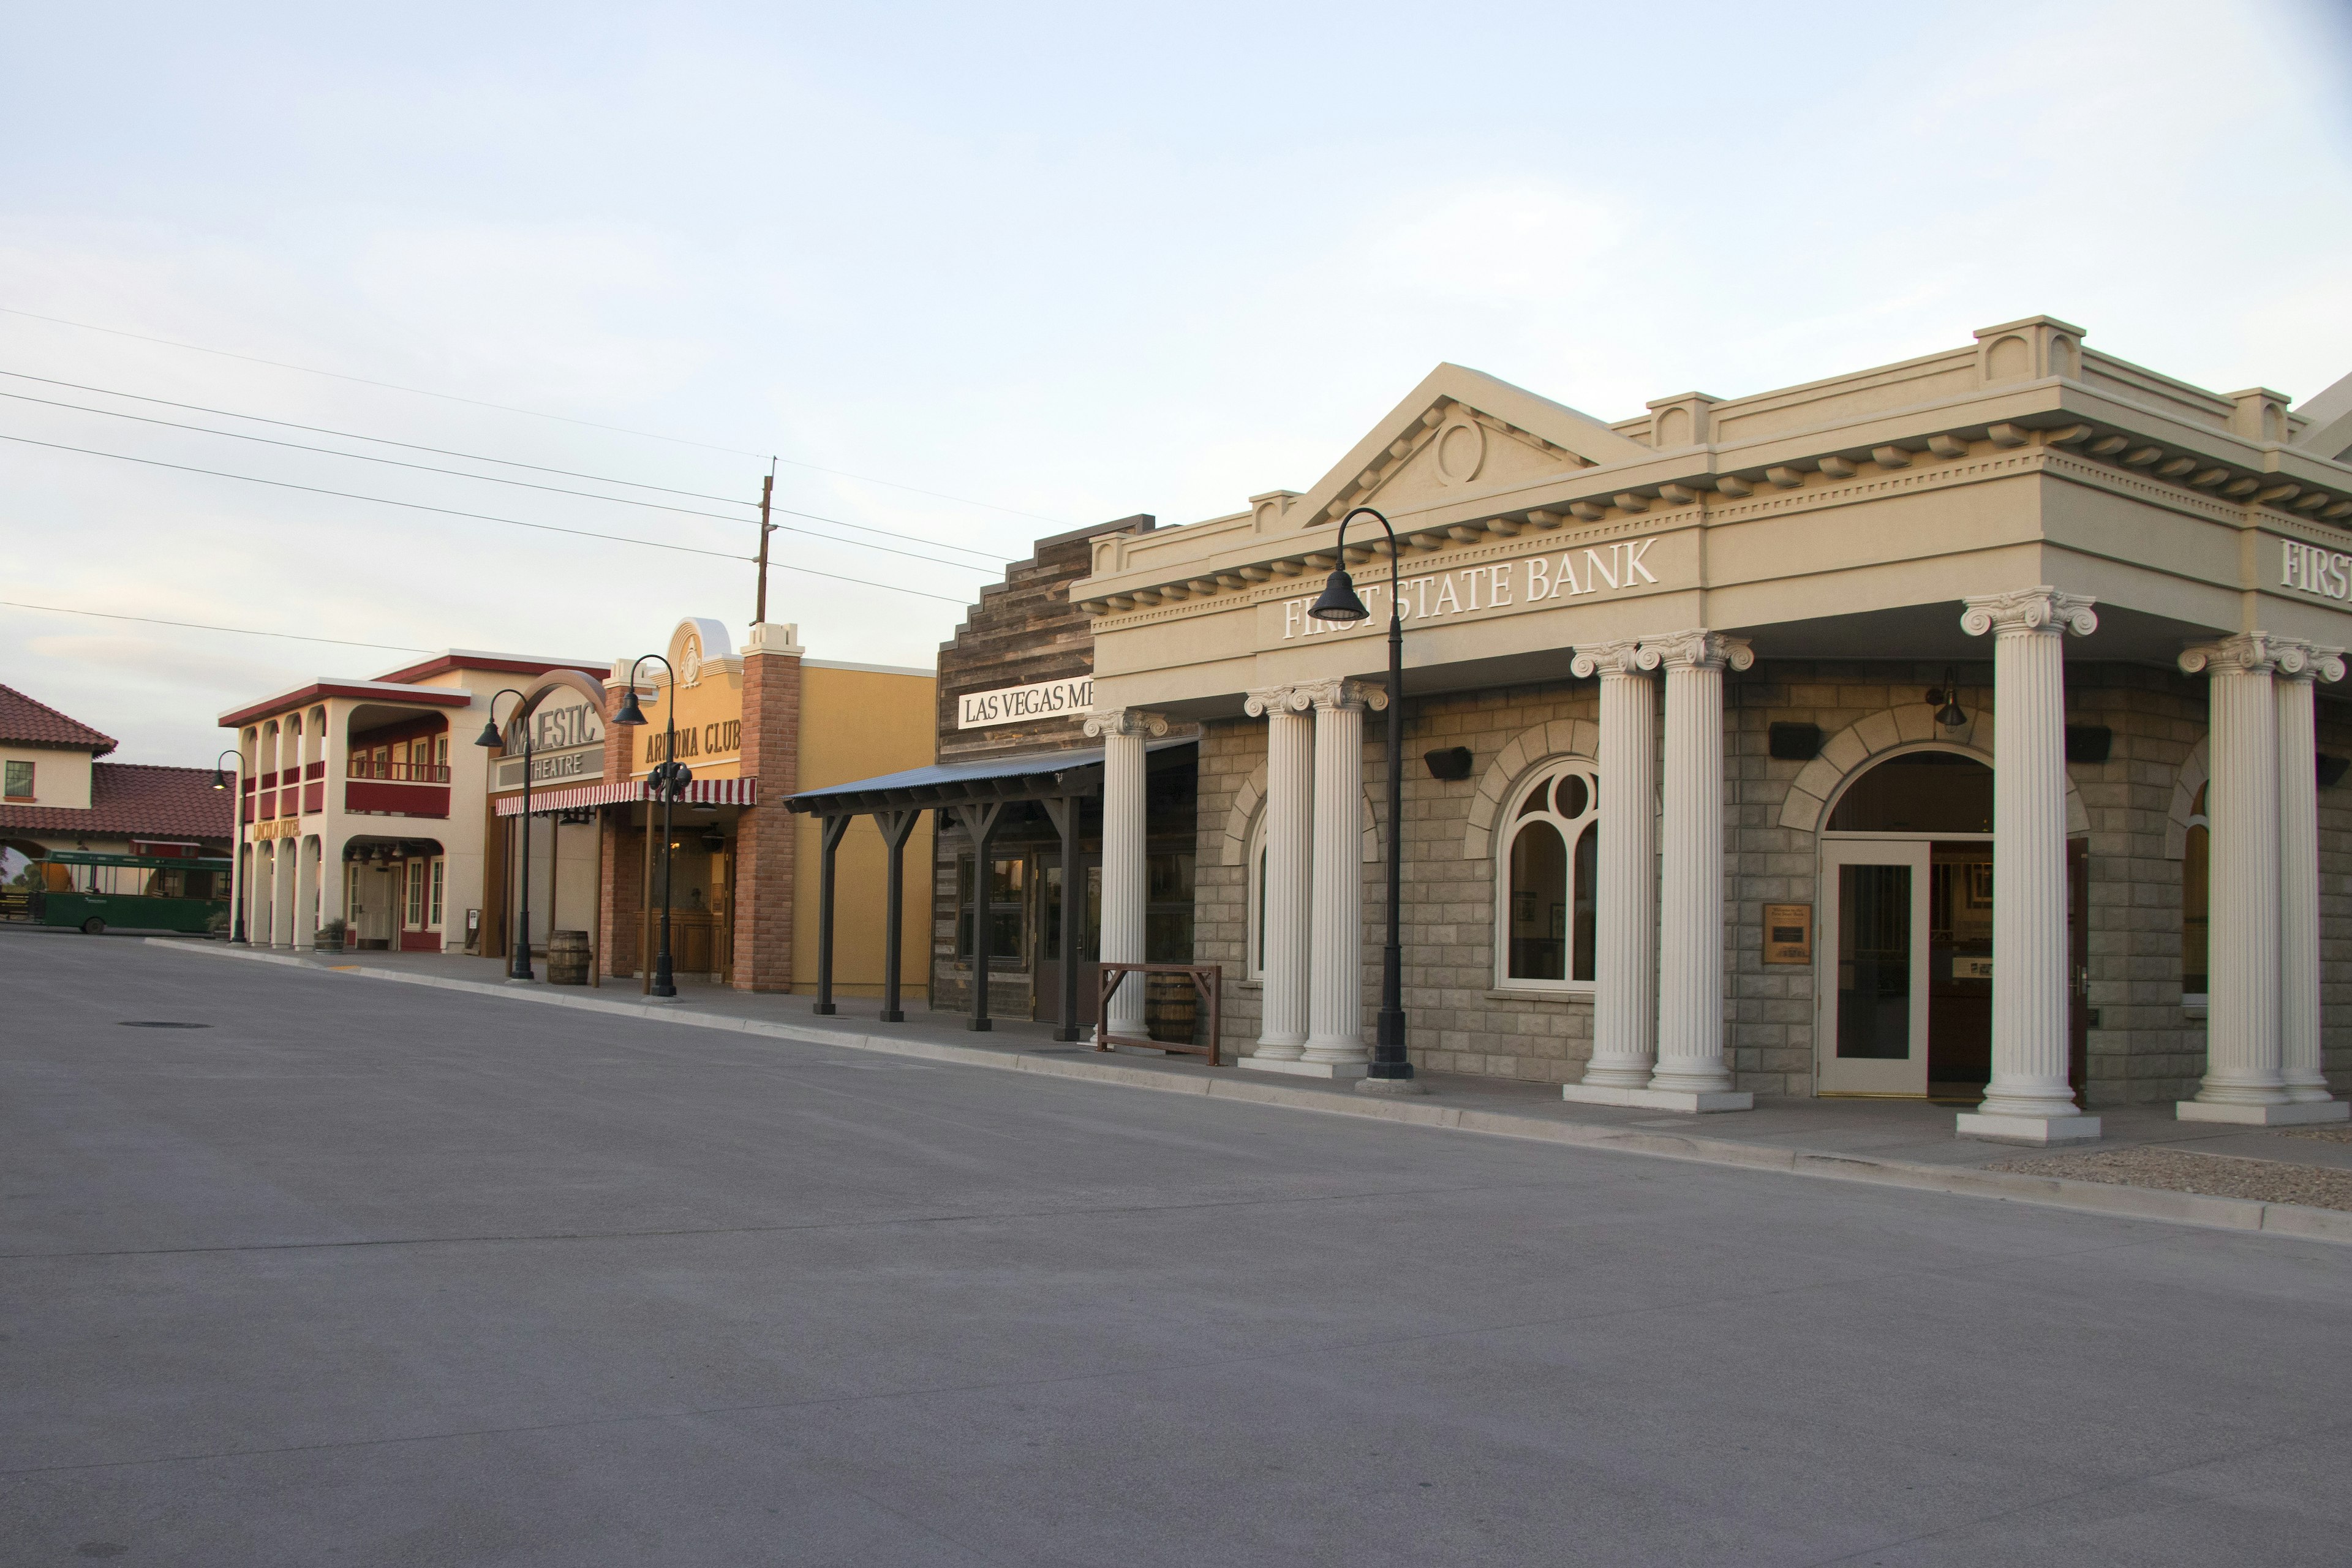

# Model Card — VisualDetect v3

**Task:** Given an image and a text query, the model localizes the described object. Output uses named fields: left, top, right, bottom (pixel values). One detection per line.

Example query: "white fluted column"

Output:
left=2277, top=643, right=2346, bottom=1108
left=1300, top=679, right=1385, bottom=1074
left=1084, top=706, right=1167, bottom=1042
left=2185, top=634, right=2287, bottom=1110
left=1956, top=589, right=2102, bottom=1142
left=1567, top=641, right=1657, bottom=1091
left=1637, top=630, right=1754, bottom=1111
left=2173, top=636, right=2348, bottom=1124
left=1245, top=685, right=1314, bottom=1065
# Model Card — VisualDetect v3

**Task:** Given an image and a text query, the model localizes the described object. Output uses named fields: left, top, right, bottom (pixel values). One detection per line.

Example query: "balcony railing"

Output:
left=347, top=760, right=451, bottom=783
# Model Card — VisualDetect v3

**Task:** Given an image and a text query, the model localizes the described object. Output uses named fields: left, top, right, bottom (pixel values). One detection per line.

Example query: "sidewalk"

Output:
left=143, top=936, right=2352, bottom=1245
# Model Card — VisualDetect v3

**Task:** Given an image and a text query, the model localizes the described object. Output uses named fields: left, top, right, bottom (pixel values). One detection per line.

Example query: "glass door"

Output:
left=1817, top=840, right=1931, bottom=1096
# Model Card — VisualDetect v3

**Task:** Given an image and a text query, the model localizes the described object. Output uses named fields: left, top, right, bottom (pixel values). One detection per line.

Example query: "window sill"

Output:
left=1485, top=987, right=1595, bottom=1005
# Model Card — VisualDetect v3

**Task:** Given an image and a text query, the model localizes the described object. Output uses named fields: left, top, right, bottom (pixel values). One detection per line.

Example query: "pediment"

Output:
left=1257, top=363, right=1653, bottom=538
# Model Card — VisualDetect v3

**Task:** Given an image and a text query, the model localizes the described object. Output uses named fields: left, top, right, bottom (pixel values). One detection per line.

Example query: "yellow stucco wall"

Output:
left=792, top=663, right=936, bottom=998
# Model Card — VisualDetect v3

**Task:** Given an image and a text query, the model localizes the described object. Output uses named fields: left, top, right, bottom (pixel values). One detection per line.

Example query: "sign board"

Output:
left=957, top=676, right=1093, bottom=729
left=1953, top=955, right=1994, bottom=981
left=497, top=749, right=603, bottom=790
left=1273, top=536, right=1665, bottom=644
left=1762, top=903, right=1812, bottom=965
left=2282, top=539, right=2352, bottom=602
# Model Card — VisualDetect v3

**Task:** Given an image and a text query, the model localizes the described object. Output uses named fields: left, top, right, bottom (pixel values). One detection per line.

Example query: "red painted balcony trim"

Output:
left=344, top=780, right=450, bottom=818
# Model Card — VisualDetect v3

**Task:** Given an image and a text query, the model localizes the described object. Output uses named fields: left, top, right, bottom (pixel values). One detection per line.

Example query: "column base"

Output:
left=2176, top=1098, right=2349, bottom=1126
left=1954, top=1112, right=2103, bottom=1144
left=1241, top=1055, right=1368, bottom=1079
left=1562, top=1084, right=1754, bottom=1114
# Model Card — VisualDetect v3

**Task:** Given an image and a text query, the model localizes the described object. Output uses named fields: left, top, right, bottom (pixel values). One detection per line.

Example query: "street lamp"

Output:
left=476, top=689, right=535, bottom=981
left=1308, top=505, right=1418, bottom=1092
left=611, top=655, right=692, bottom=998
left=213, top=748, right=247, bottom=944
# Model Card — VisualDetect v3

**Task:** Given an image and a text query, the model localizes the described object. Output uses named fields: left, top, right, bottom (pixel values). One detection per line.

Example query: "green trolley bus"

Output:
left=24, top=850, right=233, bottom=936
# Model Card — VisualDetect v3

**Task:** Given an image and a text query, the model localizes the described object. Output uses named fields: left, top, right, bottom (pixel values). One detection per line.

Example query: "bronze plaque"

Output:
left=1762, top=903, right=1812, bottom=965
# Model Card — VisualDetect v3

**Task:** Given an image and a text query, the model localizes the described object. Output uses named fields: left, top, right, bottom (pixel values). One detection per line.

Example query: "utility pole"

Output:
left=753, top=466, right=776, bottom=625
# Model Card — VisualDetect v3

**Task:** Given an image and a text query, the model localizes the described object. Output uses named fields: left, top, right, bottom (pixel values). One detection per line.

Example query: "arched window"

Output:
left=2182, top=783, right=2208, bottom=1001
left=1246, top=810, right=1268, bottom=981
left=1498, top=760, right=1599, bottom=987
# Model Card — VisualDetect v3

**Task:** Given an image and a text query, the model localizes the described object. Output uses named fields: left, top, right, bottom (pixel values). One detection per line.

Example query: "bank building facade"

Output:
left=1022, top=315, right=2352, bottom=1142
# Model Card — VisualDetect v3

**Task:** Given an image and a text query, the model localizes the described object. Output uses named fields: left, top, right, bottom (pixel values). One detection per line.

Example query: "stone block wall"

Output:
left=1192, top=658, right=2348, bottom=1104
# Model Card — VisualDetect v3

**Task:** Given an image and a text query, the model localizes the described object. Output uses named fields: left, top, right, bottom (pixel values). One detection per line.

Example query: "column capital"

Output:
left=2274, top=638, right=2348, bottom=685
left=1297, top=678, right=1388, bottom=713
left=1082, top=707, right=1169, bottom=740
left=1635, top=628, right=1754, bottom=673
left=1570, top=639, right=1645, bottom=679
left=2179, top=631, right=2311, bottom=679
left=1243, top=684, right=1316, bottom=717
left=1960, top=587, right=2098, bottom=639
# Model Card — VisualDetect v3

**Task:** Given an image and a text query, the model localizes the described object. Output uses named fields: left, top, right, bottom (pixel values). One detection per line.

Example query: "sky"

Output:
left=3, top=0, right=2350, bottom=764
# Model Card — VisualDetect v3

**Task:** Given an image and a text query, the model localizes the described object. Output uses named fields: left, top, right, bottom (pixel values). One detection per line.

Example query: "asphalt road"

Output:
left=4, top=937, right=2350, bottom=1567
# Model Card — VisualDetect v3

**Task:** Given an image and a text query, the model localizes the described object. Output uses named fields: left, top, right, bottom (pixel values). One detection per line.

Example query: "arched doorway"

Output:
left=1815, top=748, right=2085, bottom=1101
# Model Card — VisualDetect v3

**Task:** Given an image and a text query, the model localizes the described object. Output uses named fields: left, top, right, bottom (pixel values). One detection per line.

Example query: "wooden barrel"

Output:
left=547, top=929, right=592, bottom=986
left=1145, top=971, right=1198, bottom=1044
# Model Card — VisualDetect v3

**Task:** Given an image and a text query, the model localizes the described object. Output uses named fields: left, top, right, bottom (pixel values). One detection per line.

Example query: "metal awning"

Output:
left=494, top=777, right=758, bottom=817
left=786, top=737, right=1191, bottom=816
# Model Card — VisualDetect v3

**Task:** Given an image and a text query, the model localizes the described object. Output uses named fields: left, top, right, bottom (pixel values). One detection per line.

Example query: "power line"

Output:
left=0, top=371, right=1011, bottom=565
left=0, top=304, right=1074, bottom=528
left=0, top=367, right=766, bottom=506
left=0, top=305, right=764, bottom=459
left=0, top=433, right=974, bottom=603
left=0, top=598, right=433, bottom=653
left=0, top=389, right=994, bottom=573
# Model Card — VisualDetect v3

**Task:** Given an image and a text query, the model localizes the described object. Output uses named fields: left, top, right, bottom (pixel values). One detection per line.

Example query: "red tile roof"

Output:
left=0, top=684, right=116, bottom=755
left=0, top=763, right=232, bottom=842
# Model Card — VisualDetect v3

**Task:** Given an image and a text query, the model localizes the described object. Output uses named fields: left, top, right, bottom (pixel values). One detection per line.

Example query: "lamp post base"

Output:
left=1355, top=1075, right=1429, bottom=1096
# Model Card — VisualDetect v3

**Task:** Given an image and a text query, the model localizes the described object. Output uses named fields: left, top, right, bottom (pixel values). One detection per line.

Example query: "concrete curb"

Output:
left=151, top=939, right=2352, bottom=1247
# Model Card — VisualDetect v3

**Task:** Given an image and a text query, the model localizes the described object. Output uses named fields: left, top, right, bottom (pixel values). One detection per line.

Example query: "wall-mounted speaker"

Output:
left=1423, top=746, right=1474, bottom=781
left=2064, top=726, right=2113, bottom=764
left=1767, top=723, right=1822, bottom=761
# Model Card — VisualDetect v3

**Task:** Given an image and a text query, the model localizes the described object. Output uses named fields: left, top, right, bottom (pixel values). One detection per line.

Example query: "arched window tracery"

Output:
left=1498, top=759, right=1599, bottom=988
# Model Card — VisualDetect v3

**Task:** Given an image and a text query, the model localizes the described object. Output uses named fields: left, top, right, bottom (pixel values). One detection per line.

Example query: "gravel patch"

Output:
left=2273, top=1124, right=2352, bottom=1144
left=1985, top=1147, right=2352, bottom=1212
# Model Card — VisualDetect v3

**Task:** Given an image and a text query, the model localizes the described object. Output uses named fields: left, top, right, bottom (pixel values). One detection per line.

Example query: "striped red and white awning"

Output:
left=495, top=776, right=758, bottom=817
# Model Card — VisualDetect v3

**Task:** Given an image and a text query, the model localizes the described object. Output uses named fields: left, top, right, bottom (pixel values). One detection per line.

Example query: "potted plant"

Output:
left=315, top=917, right=347, bottom=951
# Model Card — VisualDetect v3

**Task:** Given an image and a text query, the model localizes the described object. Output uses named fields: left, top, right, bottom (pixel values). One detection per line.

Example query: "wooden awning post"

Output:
left=875, top=808, right=921, bottom=1023
left=947, top=801, right=1005, bottom=1033
left=812, top=813, right=850, bottom=1016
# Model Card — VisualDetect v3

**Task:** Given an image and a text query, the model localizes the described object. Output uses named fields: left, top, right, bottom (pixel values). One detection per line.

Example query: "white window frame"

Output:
left=2182, top=783, right=2209, bottom=1011
left=1244, top=810, right=1269, bottom=981
left=1494, top=756, right=1601, bottom=993
left=428, top=856, right=446, bottom=930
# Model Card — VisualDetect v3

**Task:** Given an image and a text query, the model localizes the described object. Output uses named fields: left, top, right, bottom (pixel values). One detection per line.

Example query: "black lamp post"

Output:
left=212, top=748, right=247, bottom=944
left=1308, top=506, right=1416, bottom=1090
left=476, top=690, right=535, bottom=981
left=611, top=656, right=691, bottom=998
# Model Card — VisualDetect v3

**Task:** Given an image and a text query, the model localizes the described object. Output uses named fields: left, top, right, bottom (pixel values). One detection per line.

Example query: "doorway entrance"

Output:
left=1815, top=750, right=2087, bottom=1101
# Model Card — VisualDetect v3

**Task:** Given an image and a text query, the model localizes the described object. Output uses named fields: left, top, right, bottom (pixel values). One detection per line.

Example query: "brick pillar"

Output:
left=733, top=622, right=805, bottom=990
left=598, top=665, right=641, bottom=978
